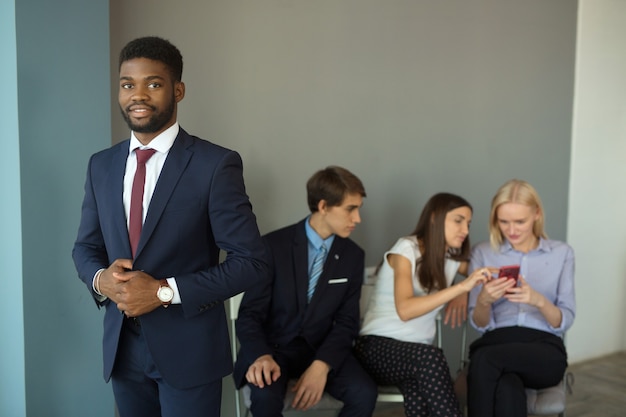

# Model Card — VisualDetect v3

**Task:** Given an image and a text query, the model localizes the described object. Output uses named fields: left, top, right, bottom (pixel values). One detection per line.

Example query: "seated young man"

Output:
left=233, top=166, right=377, bottom=417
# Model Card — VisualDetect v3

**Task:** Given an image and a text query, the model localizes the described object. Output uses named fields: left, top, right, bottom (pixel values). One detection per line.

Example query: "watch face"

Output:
left=158, top=286, right=174, bottom=302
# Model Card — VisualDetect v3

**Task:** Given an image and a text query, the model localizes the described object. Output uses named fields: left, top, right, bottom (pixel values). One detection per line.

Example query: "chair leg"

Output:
left=234, top=389, right=241, bottom=417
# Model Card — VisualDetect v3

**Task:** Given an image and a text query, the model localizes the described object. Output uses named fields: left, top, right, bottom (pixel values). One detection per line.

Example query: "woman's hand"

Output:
left=476, top=275, right=517, bottom=307
left=459, top=267, right=499, bottom=293
left=503, top=276, right=563, bottom=328
left=444, top=293, right=467, bottom=329
left=472, top=270, right=515, bottom=328
left=504, top=276, right=544, bottom=307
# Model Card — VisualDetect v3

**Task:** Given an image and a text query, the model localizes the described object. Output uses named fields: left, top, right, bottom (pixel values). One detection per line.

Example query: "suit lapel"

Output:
left=135, top=131, right=192, bottom=259
left=304, top=237, right=346, bottom=317
left=109, top=142, right=132, bottom=256
left=293, top=223, right=310, bottom=312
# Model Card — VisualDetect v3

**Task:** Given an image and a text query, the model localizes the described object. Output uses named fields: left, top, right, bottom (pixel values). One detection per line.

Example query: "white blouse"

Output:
left=360, top=236, right=460, bottom=344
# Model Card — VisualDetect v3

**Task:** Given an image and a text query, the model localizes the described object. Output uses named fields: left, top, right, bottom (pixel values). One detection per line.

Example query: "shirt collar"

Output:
left=129, top=122, right=179, bottom=154
left=500, top=237, right=551, bottom=254
left=304, top=215, right=335, bottom=250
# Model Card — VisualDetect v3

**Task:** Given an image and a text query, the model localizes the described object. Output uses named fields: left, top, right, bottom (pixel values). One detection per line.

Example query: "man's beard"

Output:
left=120, top=97, right=175, bottom=134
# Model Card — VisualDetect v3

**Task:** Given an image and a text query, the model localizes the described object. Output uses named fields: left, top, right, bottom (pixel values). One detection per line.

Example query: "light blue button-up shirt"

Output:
left=468, top=238, right=575, bottom=337
left=304, top=216, right=335, bottom=274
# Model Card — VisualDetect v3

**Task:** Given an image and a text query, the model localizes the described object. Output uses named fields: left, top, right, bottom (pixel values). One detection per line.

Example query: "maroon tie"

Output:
left=129, top=148, right=156, bottom=258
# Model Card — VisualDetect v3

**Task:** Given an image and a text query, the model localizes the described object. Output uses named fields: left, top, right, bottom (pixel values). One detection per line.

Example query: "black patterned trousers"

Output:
left=355, top=335, right=462, bottom=417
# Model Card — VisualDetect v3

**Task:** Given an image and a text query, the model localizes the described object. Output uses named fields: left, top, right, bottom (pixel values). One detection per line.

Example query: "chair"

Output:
left=229, top=292, right=343, bottom=417
left=229, top=266, right=424, bottom=416
left=454, top=320, right=573, bottom=417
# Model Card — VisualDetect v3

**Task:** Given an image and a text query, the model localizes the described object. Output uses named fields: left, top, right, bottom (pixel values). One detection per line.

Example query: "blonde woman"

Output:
left=467, top=179, right=575, bottom=417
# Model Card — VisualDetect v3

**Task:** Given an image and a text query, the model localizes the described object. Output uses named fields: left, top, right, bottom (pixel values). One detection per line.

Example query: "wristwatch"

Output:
left=156, top=279, right=174, bottom=307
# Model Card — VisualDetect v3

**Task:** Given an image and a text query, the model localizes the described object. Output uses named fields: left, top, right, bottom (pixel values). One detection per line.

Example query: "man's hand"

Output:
left=291, top=360, right=330, bottom=411
left=246, top=355, right=281, bottom=388
left=97, top=259, right=133, bottom=304
left=99, top=259, right=162, bottom=317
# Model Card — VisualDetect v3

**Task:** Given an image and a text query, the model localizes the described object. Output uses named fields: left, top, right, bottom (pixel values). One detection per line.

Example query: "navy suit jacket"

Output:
left=72, top=128, right=267, bottom=389
left=233, top=219, right=364, bottom=388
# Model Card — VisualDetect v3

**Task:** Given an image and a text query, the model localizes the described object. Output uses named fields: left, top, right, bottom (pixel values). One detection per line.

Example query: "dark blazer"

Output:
left=233, top=219, right=364, bottom=388
left=72, top=128, right=267, bottom=389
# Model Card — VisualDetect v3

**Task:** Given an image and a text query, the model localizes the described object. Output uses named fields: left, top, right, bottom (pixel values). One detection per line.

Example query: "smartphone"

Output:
left=498, top=265, right=520, bottom=281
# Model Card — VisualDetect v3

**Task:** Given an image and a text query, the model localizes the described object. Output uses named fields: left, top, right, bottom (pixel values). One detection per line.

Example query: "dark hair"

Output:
left=119, top=36, right=183, bottom=81
left=412, top=193, right=472, bottom=292
left=306, top=166, right=366, bottom=212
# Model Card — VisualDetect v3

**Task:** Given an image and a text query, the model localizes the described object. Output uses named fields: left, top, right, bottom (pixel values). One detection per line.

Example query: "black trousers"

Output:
left=112, top=318, right=222, bottom=417
left=467, top=327, right=567, bottom=417
left=248, top=338, right=377, bottom=417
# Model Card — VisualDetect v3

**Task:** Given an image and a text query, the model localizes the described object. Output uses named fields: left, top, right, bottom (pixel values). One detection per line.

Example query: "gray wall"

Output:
left=110, top=0, right=576, bottom=259
left=0, top=1, right=582, bottom=416
left=109, top=1, right=577, bottom=415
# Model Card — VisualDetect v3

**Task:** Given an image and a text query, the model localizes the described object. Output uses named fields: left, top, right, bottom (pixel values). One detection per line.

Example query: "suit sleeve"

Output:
left=175, top=150, right=268, bottom=318
left=72, top=154, right=111, bottom=307
left=235, top=242, right=275, bottom=364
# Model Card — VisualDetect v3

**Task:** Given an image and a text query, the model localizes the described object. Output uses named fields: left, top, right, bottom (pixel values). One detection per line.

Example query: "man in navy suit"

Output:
left=234, top=166, right=377, bottom=417
left=72, top=36, right=267, bottom=417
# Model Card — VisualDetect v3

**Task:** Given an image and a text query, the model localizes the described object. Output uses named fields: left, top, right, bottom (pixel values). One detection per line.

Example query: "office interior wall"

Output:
left=567, top=0, right=626, bottom=362
left=109, top=2, right=578, bottom=414
left=0, top=1, right=26, bottom=416
left=12, top=0, right=114, bottom=416
left=8, top=1, right=624, bottom=416
left=109, top=0, right=576, bottom=266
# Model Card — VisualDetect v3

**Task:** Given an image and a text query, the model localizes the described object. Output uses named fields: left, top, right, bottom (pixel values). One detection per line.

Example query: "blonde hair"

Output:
left=489, top=179, right=547, bottom=250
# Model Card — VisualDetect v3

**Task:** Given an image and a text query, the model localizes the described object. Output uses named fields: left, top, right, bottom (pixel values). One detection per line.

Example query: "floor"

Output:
left=372, top=351, right=626, bottom=417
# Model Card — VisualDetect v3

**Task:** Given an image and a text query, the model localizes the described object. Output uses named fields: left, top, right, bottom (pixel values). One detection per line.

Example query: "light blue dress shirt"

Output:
left=468, top=238, right=575, bottom=337
left=304, top=216, right=335, bottom=275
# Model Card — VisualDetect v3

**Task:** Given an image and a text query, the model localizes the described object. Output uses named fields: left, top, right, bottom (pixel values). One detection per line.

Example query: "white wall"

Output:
left=567, top=0, right=626, bottom=362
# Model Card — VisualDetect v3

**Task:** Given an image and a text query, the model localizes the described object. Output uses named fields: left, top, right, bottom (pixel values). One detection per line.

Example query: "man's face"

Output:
left=318, top=193, right=363, bottom=239
left=118, top=57, right=184, bottom=143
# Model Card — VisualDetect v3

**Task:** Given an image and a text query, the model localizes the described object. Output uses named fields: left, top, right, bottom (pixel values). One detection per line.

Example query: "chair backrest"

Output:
left=229, top=292, right=244, bottom=359
left=228, top=292, right=245, bottom=417
left=359, top=266, right=378, bottom=321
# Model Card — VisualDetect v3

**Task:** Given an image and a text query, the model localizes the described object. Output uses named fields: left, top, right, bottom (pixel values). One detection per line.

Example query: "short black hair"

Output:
left=119, top=36, right=183, bottom=81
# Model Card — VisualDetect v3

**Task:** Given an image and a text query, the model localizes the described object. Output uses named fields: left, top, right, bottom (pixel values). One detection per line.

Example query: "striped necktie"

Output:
left=307, top=244, right=327, bottom=302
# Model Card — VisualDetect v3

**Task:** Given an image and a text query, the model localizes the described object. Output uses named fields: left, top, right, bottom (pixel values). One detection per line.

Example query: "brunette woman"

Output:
left=356, top=193, right=491, bottom=417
